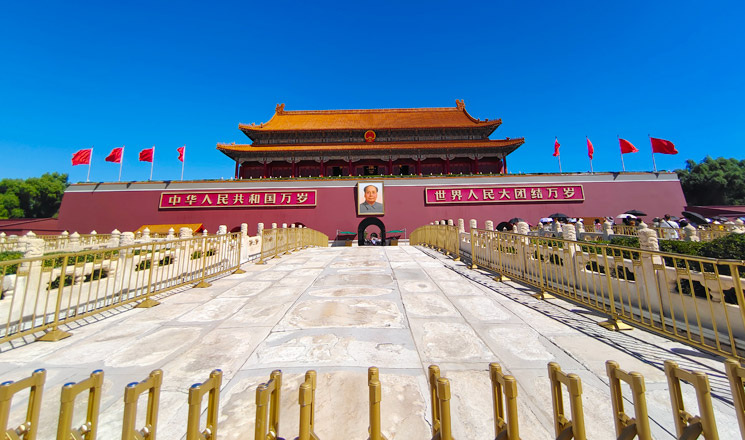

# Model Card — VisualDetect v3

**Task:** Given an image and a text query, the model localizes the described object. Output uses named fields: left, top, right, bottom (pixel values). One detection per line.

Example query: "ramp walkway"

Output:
left=0, top=245, right=739, bottom=439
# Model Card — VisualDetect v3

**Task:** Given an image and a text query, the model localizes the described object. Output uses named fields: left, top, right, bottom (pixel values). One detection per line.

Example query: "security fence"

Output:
left=258, top=227, right=328, bottom=263
left=0, top=233, right=243, bottom=344
left=1, top=358, right=742, bottom=439
left=412, top=225, right=745, bottom=361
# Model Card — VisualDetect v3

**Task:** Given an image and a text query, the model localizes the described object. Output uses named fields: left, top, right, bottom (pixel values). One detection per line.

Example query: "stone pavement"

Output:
left=0, top=245, right=740, bottom=439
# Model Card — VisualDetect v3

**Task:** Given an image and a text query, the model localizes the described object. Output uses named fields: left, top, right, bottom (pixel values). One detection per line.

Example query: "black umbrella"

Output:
left=548, top=213, right=569, bottom=219
left=624, top=209, right=647, bottom=216
left=682, top=211, right=707, bottom=225
left=508, top=217, right=526, bottom=224
left=496, top=221, right=514, bottom=231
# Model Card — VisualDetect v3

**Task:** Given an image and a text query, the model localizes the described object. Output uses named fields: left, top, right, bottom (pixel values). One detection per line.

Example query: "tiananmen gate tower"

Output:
left=46, top=100, right=688, bottom=241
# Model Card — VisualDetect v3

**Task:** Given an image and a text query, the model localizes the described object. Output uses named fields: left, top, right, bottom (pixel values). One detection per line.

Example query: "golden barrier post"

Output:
left=0, top=369, right=46, bottom=440
left=368, top=367, right=387, bottom=440
left=37, top=253, right=73, bottom=342
left=255, top=370, right=282, bottom=440
left=548, top=362, right=586, bottom=440
left=297, top=370, right=319, bottom=440
left=489, top=362, right=519, bottom=440
left=186, top=369, right=222, bottom=440
left=605, top=361, right=651, bottom=440
left=470, top=229, right=478, bottom=269
left=427, top=365, right=453, bottom=440
left=664, top=360, right=719, bottom=440
left=725, top=359, right=745, bottom=438
left=232, top=233, right=246, bottom=274
left=57, top=370, right=104, bottom=440
left=122, top=369, right=162, bottom=440
left=194, top=235, right=212, bottom=288
left=451, top=225, right=460, bottom=261
left=137, top=241, right=161, bottom=308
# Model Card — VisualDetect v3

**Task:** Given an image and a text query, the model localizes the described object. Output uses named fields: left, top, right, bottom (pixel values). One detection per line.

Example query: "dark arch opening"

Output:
left=357, top=217, right=386, bottom=246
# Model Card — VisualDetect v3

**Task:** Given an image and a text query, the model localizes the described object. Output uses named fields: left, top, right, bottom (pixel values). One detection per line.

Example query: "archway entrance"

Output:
left=357, top=217, right=386, bottom=246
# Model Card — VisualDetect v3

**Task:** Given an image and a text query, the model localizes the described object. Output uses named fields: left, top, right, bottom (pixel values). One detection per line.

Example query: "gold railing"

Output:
left=1, top=359, right=741, bottom=438
left=412, top=225, right=745, bottom=360
left=611, top=225, right=731, bottom=242
left=0, top=233, right=243, bottom=344
left=258, top=228, right=328, bottom=264
left=410, top=225, right=460, bottom=260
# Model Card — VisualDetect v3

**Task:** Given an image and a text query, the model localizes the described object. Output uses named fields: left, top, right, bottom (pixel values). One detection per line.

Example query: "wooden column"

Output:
left=416, top=158, right=422, bottom=175
left=234, top=161, right=240, bottom=179
left=445, top=156, right=451, bottom=175
left=473, top=157, right=480, bottom=174
left=263, top=161, right=269, bottom=178
left=388, top=158, right=393, bottom=175
left=320, top=159, right=325, bottom=177
left=349, top=159, right=355, bottom=176
left=291, top=160, right=296, bottom=178
left=502, top=155, right=507, bottom=174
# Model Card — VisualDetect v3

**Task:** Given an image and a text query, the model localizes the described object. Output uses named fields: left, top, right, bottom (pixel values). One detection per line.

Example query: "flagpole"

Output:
left=149, top=146, right=154, bottom=181
left=181, top=145, right=185, bottom=180
left=119, top=145, right=124, bottom=182
left=618, top=135, right=626, bottom=172
left=558, top=156, right=562, bottom=173
left=87, top=147, right=93, bottom=182
left=648, top=134, right=658, bottom=173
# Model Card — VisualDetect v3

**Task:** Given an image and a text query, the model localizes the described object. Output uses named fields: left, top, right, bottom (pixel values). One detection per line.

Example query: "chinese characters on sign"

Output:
left=159, top=190, right=317, bottom=209
left=424, top=185, right=584, bottom=204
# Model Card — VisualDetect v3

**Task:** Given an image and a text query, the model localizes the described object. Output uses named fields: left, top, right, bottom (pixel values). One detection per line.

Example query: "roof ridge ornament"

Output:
left=276, top=103, right=285, bottom=114
left=455, top=99, right=465, bottom=110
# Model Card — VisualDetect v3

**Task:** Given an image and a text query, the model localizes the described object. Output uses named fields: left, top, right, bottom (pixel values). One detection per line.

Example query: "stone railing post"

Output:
left=109, top=229, right=121, bottom=247
left=271, top=223, right=277, bottom=229
left=682, top=224, right=700, bottom=242
left=167, top=228, right=175, bottom=240
left=179, top=228, right=193, bottom=239
left=638, top=226, right=659, bottom=252
left=142, top=227, right=151, bottom=242
left=485, top=220, right=494, bottom=231
left=257, top=223, right=264, bottom=236
left=202, top=229, right=208, bottom=236
left=602, top=220, right=613, bottom=241
left=120, top=232, right=135, bottom=247
left=469, top=219, right=477, bottom=232
left=458, top=219, right=465, bottom=233
left=241, top=223, right=248, bottom=236
left=217, top=225, right=227, bottom=235
left=447, top=219, right=454, bottom=226
left=69, top=232, right=81, bottom=251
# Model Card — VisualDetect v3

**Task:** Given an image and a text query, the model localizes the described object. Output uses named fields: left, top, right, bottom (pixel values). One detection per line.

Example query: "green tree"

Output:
left=0, top=173, right=68, bottom=219
left=676, top=157, right=745, bottom=206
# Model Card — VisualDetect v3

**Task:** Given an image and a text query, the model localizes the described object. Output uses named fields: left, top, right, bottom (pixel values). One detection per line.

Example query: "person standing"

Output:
left=660, top=214, right=679, bottom=239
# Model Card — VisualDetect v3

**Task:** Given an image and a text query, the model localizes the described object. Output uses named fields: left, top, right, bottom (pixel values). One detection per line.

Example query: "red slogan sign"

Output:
left=159, top=190, right=317, bottom=209
left=425, top=185, right=584, bottom=204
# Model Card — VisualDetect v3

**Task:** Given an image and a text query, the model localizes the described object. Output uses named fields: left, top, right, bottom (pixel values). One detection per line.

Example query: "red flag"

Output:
left=586, top=137, right=594, bottom=160
left=553, top=138, right=560, bottom=157
left=139, top=147, right=154, bottom=162
left=619, top=139, right=638, bottom=154
left=650, top=137, right=678, bottom=155
left=71, top=149, right=92, bottom=166
left=105, top=147, right=123, bottom=163
left=177, top=146, right=185, bottom=162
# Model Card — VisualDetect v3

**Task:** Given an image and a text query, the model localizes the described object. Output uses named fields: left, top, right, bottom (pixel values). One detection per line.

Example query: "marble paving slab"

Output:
left=0, top=245, right=739, bottom=439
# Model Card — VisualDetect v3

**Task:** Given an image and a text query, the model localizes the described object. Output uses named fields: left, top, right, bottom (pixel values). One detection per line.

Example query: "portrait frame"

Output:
left=357, top=181, right=385, bottom=216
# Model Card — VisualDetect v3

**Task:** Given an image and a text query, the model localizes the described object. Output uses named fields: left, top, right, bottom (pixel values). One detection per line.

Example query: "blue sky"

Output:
left=1, top=1, right=743, bottom=183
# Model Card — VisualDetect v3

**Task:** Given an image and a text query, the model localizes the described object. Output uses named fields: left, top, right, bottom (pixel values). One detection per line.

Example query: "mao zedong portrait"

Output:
left=359, top=184, right=384, bottom=214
